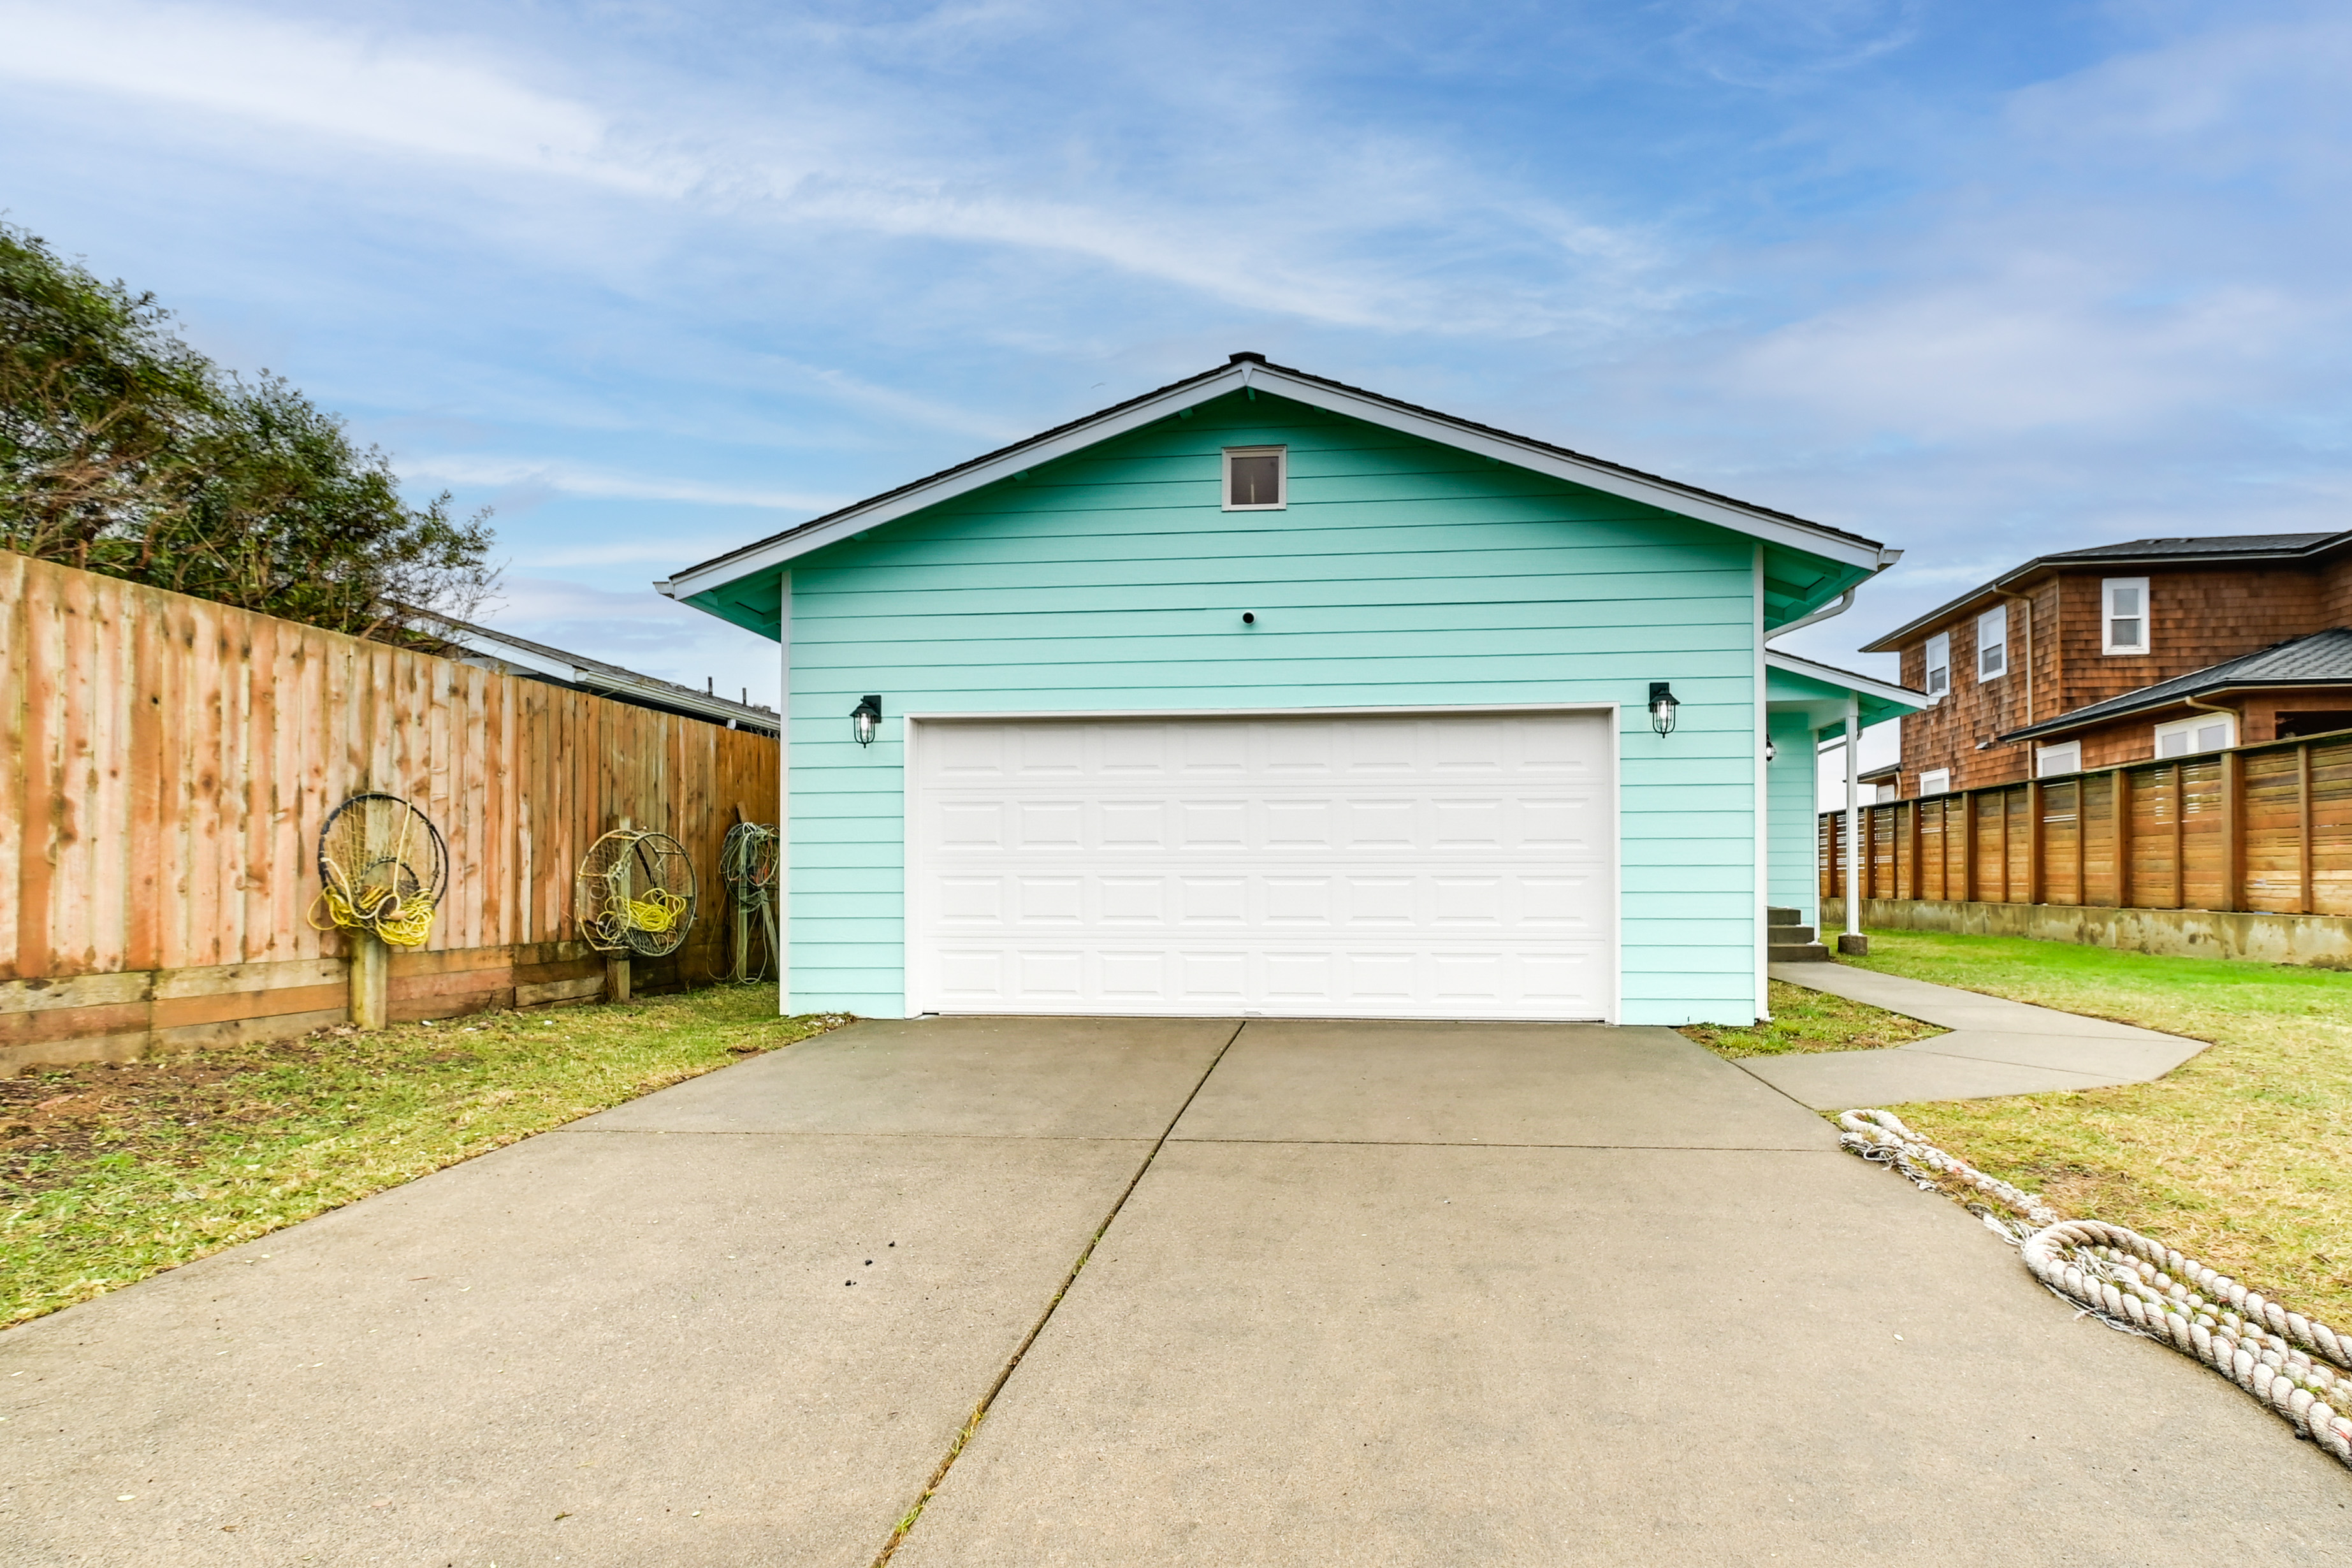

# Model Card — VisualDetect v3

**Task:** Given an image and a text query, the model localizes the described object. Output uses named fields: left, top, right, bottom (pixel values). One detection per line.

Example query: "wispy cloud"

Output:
left=401, top=455, right=841, bottom=512
left=0, top=1, right=1669, bottom=338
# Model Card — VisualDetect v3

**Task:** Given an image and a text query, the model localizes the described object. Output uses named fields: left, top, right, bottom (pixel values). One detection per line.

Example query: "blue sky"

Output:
left=6, top=0, right=2348, bottom=767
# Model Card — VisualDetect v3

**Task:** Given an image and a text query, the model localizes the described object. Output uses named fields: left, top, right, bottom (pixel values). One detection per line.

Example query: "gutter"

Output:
left=1764, top=588, right=1856, bottom=642
left=1997, top=678, right=2352, bottom=744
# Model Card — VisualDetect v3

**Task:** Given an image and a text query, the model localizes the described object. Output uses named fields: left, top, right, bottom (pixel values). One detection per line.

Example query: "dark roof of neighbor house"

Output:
left=2000, top=627, right=2352, bottom=743
left=1861, top=528, right=2352, bottom=653
left=403, top=607, right=780, bottom=735
left=660, top=352, right=1895, bottom=609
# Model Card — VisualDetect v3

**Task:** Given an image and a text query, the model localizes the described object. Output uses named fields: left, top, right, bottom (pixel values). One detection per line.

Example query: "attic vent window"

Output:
left=1223, top=446, right=1286, bottom=511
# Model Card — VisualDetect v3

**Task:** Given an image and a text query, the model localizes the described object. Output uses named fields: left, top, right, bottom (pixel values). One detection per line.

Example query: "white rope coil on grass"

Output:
left=1839, top=1108, right=2352, bottom=1471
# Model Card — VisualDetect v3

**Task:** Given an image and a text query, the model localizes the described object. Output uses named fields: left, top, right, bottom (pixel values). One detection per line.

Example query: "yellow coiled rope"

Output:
left=623, top=887, right=688, bottom=933
left=309, top=798, right=440, bottom=948
left=308, top=860, right=439, bottom=948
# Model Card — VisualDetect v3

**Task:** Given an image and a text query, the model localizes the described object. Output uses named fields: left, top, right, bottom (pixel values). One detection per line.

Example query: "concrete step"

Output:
left=1769, top=941, right=1832, bottom=963
left=1773, top=924, right=1817, bottom=945
left=1766, top=906, right=1804, bottom=927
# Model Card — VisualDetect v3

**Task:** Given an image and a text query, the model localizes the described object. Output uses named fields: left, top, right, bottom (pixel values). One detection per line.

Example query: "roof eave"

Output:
left=1862, top=534, right=2352, bottom=653
left=658, top=359, right=1896, bottom=612
left=2000, top=678, right=2352, bottom=743
left=1764, top=649, right=1929, bottom=711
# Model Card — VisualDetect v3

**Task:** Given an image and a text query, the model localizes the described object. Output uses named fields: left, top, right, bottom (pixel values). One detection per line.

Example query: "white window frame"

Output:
left=1917, top=767, right=1951, bottom=797
left=1922, top=632, right=1950, bottom=699
left=2154, top=711, right=2235, bottom=759
left=2035, top=741, right=2082, bottom=778
left=2102, top=577, right=2150, bottom=656
left=1221, top=445, right=1287, bottom=511
left=1976, top=605, right=2008, bottom=681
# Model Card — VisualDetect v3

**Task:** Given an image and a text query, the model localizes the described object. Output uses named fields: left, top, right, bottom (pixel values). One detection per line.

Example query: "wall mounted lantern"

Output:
left=1648, top=682, right=1680, bottom=737
left=850, top=694, right=882, bottom=748
left=1764, top=736, right=1778, bottom=764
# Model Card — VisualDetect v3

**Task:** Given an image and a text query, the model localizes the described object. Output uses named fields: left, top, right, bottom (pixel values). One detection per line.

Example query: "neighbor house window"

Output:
left=2103, top=577, right=2150, bottom=655
left=1223, top=446, right=1286, bottom=509
left=1976, top=605, right=2008, bottom=681
left=2154, top=712, right=2235, bottom=758
left=2036, top=741, right=2082, bottom=778
left=1918, top=767, right=1951, bottom=796
left=1922, top=633, right=1950, bottom=697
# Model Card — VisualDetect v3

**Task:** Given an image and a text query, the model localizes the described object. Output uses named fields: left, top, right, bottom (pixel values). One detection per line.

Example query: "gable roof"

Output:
left=2000, top=627, right=2352, bottom=743
left=657, top=353, right=1900, bottom=635
left=1862, top=529, right=2352, bottom=653
left=1763, top=648, right=1929, bottom=732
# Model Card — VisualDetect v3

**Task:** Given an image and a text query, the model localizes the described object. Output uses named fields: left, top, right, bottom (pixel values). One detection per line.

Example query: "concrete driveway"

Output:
left=4, top=1017, right=2343, bottom=1566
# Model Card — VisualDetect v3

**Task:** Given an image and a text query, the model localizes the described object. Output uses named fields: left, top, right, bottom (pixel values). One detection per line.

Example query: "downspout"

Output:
left=1996, top=587, right=2036, bottom=729
left=2182, top=691, right=2242, bottom=744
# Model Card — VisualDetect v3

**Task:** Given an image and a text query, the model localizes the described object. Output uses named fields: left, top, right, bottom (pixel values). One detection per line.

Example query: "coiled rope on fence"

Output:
left=1840, top=1108, right=2352, bottom=1469
left=719, top=820, right=780, bottom=983
left=307, top=792, right=446, bottom=950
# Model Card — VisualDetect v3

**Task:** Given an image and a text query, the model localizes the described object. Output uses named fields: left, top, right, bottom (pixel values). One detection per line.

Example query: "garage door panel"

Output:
left=912, top=714, right=1613, bottom=1020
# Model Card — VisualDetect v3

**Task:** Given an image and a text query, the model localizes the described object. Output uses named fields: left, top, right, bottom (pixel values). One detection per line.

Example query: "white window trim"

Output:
left=1976, top=606, right=2008, bottom=682
left=2036, top=741, right=2082, bottom=778
left=1221, top=445, right=1287, bottom=511
left=2154, top=711, right=2235, bottom=758
left=2102, top=577, right=2151, bottom=656
left=1922, top=632, right=1950, bottom=699
left=1917, top=767, right=1951, bottom=797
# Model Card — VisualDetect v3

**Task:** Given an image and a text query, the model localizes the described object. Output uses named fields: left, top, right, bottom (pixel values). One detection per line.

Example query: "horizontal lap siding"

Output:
left=1766, top=713, right=1819, bottom=928
left=786, top=392, right=1762, bottom=1025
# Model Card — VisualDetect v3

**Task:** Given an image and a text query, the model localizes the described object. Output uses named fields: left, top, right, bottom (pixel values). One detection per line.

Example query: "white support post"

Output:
left=1843, top=693, right=1865, bottom=953
left=1752, top=543, right=1769, bottom=1022
left=776, top=572, right=792, bottom=1016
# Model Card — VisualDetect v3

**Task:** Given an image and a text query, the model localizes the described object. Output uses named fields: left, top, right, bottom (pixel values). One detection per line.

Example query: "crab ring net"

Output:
left=310, top=792, right=449, bottom=949
left=575, top=829, right=699, bottom=957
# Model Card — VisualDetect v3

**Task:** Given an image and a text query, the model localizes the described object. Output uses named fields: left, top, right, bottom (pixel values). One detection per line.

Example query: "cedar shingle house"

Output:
left=1863, top=530, right=2352, bottom=795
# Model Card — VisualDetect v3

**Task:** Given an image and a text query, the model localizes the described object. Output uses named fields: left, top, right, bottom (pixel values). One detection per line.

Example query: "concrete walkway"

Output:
left=1748, top=962, right=2212, bottom=1109
left=4, top=1015, right=2336, bottom=1567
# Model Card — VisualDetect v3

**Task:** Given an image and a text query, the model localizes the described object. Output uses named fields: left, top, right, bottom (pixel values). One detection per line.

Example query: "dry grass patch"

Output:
left=1838, top=930, right=2352, bottom=1326
left=1, top=987, right=846, bottom=1328
left=1679, top=978, right=1942, bottom=1058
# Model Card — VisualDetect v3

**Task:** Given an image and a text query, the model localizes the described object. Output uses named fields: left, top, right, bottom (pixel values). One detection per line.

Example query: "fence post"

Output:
left=607, top=815, right=634, bottom=1003
left=2112, top=767, right=2132, bottom=908
left=1905, top=799, right=1920, bottom=900
left=2026, top=779, right=2045, bottom=905
left=2219, top=750, right=2244, bottom=913
left=350, top=932, right=389, bottom=1031
left=2300, top=743, right=2316, bottom=915
left=1961, top=789, right=1978, bottom=904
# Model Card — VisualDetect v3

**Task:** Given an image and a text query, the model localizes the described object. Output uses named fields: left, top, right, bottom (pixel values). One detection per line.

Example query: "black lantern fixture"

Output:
left=1648, top=682, right=1679, bottom=737
left=1764, top=736, right=1778, bottom=764
left=850, top=694, right=882, bottom=748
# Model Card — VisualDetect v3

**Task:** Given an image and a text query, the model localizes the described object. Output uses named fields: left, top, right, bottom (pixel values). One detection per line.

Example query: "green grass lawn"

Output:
left=1830, top=931, right=2352, bottom=1325
left=1, top=988, right=846, bottom=1328
left=1680, top=978, right=1943, bottom=1057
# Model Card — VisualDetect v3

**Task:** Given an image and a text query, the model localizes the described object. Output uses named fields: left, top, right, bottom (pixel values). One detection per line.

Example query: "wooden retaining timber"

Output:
left=1, top=554, right=777, bottom=1073
left=1819, top=730, right=2352, bottom=952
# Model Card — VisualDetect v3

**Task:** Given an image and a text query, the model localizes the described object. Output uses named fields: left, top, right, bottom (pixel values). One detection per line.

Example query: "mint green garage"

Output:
left=660, top=355, right=1923, bottom=1027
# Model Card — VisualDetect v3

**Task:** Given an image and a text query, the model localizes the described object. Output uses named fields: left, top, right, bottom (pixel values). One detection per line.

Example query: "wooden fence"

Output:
left=2, top=553, right=777, bottom=1071
left=1820, top=730, right=2352, bottom=917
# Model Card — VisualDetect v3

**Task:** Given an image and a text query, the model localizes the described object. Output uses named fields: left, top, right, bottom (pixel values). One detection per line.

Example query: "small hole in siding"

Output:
left=1241, top=612, right=1256, bottom=625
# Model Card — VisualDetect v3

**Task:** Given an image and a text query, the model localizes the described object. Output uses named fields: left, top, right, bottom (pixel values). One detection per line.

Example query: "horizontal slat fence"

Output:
left=1821, top=732, right=2352, bottom=917
left=2, top=553, right=776, bottom=1070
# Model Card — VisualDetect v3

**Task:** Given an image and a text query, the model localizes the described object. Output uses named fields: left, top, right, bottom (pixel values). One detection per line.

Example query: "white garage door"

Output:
left=906, top=711, right=1614, bottom=1020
